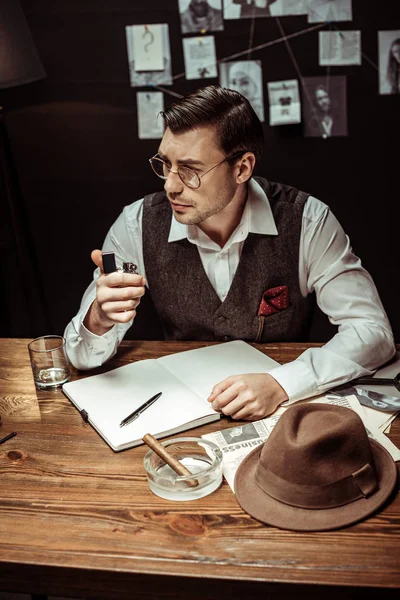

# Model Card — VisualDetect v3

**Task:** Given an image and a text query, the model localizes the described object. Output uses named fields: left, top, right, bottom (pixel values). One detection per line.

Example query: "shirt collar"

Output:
left=168, top=177, right=278, bottom=243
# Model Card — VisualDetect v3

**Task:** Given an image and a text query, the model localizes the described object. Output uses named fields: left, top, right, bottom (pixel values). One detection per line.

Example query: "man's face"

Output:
left=190, top=0, right=209, bottom=17
left=315, top=88, right=331, bottom=112
left=158, top=126, right=239, bottom=226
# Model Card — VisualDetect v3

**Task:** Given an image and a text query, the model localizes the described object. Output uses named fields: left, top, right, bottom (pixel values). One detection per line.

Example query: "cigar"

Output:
left=142, top=433, right=199, bottom=488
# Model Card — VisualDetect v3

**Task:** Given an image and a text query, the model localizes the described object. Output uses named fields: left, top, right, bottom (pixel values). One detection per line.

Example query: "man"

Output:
left=64, top=85, right=395, bottom=420
left=180, top=0, right=223, bottom=34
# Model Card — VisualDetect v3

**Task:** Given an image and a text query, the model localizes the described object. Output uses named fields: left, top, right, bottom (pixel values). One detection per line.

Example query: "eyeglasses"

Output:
left=149, top=151, right=245, bottom=190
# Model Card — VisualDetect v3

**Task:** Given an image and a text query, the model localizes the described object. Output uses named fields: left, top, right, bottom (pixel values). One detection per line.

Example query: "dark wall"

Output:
left=1, top=0, right=400, bottom=341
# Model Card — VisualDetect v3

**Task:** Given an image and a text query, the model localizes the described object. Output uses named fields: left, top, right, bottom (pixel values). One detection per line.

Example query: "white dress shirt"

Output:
left=64, top=179, right=395, bottom=403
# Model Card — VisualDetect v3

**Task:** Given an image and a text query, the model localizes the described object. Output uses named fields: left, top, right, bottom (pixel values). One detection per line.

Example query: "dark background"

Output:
left=1, top=0, right=399, bottom=341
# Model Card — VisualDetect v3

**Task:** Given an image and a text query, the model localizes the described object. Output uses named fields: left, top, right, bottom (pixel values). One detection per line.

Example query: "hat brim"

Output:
left=234, top=439, right=398, bottom=532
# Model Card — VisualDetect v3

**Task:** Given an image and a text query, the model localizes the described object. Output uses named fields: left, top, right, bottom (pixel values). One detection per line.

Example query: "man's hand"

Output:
left=207, top=373, right=288, bottom=420
left=83, top=249, right=146, bottom=336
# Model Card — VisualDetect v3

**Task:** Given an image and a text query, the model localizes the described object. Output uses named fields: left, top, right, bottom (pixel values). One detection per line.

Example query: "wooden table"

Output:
left=0, top=339, right=399, bottom=600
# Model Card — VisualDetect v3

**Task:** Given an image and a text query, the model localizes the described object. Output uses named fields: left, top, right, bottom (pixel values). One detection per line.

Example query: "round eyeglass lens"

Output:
left=151, top=158, right=167, bottom=178
left=178, top=167, right=200, bottom=189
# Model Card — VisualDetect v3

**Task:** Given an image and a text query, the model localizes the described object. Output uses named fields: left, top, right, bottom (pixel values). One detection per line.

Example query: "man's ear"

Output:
left=235, top=152, right=256, bottom=184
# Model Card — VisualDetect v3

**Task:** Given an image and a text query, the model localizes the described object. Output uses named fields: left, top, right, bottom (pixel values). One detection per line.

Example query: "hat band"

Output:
left=255, top=462, right=378, bottom=509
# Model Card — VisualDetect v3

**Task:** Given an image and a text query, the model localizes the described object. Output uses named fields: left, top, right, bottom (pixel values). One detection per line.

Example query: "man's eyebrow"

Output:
left=157, top=150, right=205, bottom=167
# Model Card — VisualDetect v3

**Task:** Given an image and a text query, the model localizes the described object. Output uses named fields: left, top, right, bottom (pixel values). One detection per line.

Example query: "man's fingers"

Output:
left=91, top=249, right=104, bottom=272
left=104, top=309, right=136, bottom=324
left=210, top=380, right=245, bottom=411
left=101, top=298, right=141, bottom=314
left=208, top=376, right=237, bottom=402
left=98, top=284, right=146, bottom=304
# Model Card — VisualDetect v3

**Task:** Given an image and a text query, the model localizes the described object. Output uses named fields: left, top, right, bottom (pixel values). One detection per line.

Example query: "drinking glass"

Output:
left=28, top=335, right=71, bottom=390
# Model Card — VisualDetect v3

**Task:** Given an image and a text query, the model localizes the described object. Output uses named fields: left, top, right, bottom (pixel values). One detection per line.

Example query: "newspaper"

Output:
left=202, top=395, right=400, bottom=492
left=327, top=387, right=400, bottom=432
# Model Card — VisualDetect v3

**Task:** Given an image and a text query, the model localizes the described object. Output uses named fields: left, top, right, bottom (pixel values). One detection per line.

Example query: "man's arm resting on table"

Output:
left=208, top=199, right=396, bottom=420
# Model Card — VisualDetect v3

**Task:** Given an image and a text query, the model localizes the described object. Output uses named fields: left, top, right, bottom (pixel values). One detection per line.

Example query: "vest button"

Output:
left=221, top=335, right=231, bottom=342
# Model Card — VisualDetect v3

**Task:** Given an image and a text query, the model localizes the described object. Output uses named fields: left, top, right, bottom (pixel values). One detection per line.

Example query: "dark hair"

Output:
left=160, top=85, right=264, bottom=163
left=387, top=38, right=400, bottom=94
left=314, top=83, right=329, bottom=96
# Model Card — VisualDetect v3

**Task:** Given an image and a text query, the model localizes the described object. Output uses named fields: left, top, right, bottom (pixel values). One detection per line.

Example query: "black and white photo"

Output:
left=223, top=0, right=277, bottom=20
left=219, top=60, right=265, bottom=121
left=178, top=0, right=224, bottom=35
left=331, top=387, right=400, bottom=413
left=307, top=0, right=352, bottom=23
left=319, top=31, right=361, bottom=66
left=302, top=75, right=348, bottom=138
left=379, top=30, right=400, bottom=95
left=270, top=0, right=307, bottom=17
left=220, top=424, right=260, bottom=445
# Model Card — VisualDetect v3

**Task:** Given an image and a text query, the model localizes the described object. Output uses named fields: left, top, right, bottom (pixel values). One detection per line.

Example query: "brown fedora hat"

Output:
left=234, top=403, right=398, bottom=531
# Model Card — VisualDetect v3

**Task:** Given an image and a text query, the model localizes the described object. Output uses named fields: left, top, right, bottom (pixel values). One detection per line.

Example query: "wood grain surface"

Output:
left=0, top=339, right=399, bottom=600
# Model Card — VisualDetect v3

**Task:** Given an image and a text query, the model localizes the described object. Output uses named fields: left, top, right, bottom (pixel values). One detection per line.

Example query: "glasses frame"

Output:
left=149, top=151, right=246, bottom=190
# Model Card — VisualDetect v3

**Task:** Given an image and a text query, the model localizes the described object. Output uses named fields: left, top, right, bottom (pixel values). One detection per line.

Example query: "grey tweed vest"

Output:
left=142, top=177, right=316, bottom=342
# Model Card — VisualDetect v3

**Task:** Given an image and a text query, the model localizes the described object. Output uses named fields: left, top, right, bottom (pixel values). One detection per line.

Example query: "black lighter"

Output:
left=102, top=252, right=138, bottom=274
left=102, top=251, right=117, bottom=274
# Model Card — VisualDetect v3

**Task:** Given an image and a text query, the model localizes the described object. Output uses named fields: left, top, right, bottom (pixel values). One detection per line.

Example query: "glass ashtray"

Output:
left=143, top=436, right=223, bottom=501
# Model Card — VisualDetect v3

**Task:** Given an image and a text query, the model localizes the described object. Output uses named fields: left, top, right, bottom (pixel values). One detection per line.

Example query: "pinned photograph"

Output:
left=319, top=31, right=361, bottom=66
left=307, top=0, right=352, bottom=23
left=270, top=0, right=307, bottom=17
left=223, top=0, right=278, bottom=19
left=137, top=92, right=164, bottom=140
left=302, top=75, right=348, bottom=138
left=126, top=23, right=172, bottom=87
left=178, top=0, right=224, bottom=34
left=183, top=35, right=218, bottom=80
left=267, top=79, right=301, bottom=126
left=219, top=60, right=265, bottom=121
left=378, top=30, right=400, bottom=95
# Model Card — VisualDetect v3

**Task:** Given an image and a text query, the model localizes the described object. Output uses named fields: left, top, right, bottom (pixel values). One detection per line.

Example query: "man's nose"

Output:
left=164, top=169, right=184, bottom=195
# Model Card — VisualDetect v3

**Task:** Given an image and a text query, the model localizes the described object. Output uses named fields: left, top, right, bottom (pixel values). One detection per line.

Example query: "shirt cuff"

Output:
left=267, top=359, right=319, bottom=404
left=77, top=321, right=118, bottom=366
left=79, top=320, right=115, bottom=345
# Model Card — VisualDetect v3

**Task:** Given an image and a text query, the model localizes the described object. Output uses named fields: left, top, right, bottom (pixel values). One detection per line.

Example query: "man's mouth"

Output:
left=169, top=199, right=192, bottom=210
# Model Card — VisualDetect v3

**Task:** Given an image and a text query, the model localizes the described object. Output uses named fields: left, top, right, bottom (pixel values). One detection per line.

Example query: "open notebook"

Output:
left=62, top=340, right=280, bottom=452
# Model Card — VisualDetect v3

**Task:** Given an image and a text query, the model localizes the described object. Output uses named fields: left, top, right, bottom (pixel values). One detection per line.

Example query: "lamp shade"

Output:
left=0, top=0, right=46, bottom=89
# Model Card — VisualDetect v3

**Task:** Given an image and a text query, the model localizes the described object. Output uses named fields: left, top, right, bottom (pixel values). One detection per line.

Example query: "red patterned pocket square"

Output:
left=258, top=286, right=289, bottom=316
